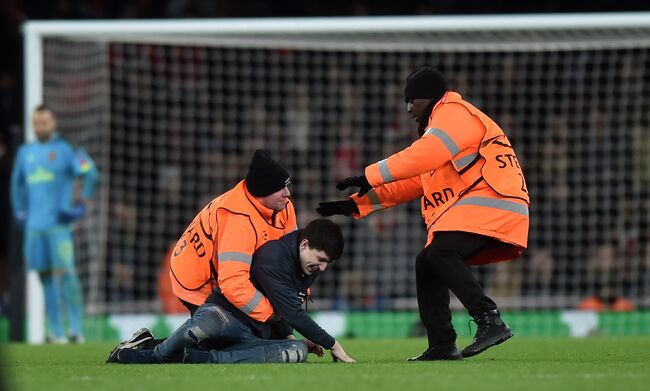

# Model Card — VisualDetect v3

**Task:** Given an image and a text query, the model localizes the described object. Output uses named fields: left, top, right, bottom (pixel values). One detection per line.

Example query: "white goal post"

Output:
left=23, top=12, right=650, bottom=343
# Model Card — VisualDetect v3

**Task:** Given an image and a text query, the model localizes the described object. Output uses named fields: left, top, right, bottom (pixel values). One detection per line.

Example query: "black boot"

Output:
left=461, top=310, right=513, bottom=358
left=407, top=342, right=463, bottom=361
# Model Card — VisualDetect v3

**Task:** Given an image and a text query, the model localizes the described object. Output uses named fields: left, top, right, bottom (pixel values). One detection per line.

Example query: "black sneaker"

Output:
left=117, top=348, right=157, bottom=364
left=461, top=310, right=513, bottom=358
left=106, top=328, right=155, bottom=363
left=407, top=343, right=463, bottom=361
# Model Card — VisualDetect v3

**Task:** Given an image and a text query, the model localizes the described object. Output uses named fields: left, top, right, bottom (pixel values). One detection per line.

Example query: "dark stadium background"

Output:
left=2, top=0, right=650, bottom=341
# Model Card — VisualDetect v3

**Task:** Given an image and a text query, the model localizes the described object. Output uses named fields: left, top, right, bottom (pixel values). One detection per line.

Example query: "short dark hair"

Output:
left=298, top=218, right=344, bottom=261
left=34, top=104, right=52, bottom=113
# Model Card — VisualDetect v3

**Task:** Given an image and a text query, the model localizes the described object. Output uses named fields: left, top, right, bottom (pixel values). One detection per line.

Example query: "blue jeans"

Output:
left=153, top=303, right=308, bottom=363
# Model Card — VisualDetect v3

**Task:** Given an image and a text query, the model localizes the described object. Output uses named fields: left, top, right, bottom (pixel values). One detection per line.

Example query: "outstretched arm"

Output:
left=319, top=175, right=423, bottom=219
left=253, top=256, right=336, bottom=350
left=365, top=104, right=485, bottom=188
left=349, top=175, right=423, bottom=218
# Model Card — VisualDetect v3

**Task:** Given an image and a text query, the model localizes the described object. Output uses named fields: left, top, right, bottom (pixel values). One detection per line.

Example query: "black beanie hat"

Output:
left=404, top=66, right=448, bottom=103
left=245, top=149, right=291, bottom=197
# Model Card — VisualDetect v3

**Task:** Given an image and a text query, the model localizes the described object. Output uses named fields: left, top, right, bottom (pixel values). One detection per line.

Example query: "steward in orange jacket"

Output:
left=170, top=149, right=297, bottom=322
left=318, top=66, right=529, bottom=361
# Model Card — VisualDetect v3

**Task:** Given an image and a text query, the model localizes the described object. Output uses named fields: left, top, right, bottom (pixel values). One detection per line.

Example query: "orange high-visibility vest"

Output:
left=354, top=91, right=529, bottom=265
left=169, top=180, right=297, bottom=321
left=159, top=244, right=188, bottom=314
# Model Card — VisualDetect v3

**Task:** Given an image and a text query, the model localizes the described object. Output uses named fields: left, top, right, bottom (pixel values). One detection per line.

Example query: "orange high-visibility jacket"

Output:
left=353, top=91, right=529, bottom=265
left=169, top=180, right=297, bottom=321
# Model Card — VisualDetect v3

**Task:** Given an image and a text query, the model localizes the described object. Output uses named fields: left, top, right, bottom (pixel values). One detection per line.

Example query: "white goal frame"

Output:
left=22, top=12, right=650, bottom=343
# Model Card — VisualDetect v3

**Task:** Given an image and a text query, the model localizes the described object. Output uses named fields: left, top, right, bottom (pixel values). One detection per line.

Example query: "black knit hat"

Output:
left=404, top=66, right=448, bottom=103
left=245, top=149, right=291, bottom=197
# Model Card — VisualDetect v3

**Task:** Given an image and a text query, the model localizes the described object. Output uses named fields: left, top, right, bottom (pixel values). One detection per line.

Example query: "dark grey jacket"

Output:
left=206, top=230, right=335, bottom=349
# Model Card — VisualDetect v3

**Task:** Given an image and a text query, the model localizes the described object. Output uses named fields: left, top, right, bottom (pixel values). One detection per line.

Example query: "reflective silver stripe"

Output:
left=366, top=189, right=383, bottom=211
left=453, top=196, right=529, bottom=217
left=425, top=128, right=460, bottom=157
left=240, top=290, right=263, bottom=314
left=218, top=251, right=252, bottom=265
left=454, top=153, right=479, bottom=170
left=378, top=159, right=394, bottom=183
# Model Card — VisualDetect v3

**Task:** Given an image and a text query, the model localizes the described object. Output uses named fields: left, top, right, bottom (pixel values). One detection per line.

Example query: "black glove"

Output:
left=336, top=175, right=372, bottom=197
left=317, top=200, right=359, bottom=217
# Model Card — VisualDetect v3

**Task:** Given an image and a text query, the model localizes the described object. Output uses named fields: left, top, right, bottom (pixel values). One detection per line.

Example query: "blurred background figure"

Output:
left=10, top=105, right=99, bottom=343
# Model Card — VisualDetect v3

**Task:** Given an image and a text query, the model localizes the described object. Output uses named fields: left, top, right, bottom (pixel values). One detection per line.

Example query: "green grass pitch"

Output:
left=3, top=337, right=650, bottom=391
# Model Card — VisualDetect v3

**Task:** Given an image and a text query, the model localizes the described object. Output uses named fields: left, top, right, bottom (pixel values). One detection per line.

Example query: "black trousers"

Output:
left=415, top=231, right=499, bottom=347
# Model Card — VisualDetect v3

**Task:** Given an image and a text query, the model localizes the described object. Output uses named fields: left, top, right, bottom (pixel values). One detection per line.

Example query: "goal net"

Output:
left=24, top=14, right=650, bottom=339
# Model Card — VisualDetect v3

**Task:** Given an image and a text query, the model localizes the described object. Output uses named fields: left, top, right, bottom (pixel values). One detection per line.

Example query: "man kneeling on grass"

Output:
left=107, top=219, right=355, bottom=364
